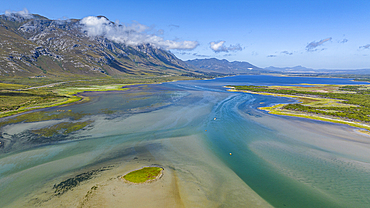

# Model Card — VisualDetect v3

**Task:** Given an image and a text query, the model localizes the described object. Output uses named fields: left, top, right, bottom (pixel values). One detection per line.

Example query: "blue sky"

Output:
left=2, top=0, right=370, bottom=69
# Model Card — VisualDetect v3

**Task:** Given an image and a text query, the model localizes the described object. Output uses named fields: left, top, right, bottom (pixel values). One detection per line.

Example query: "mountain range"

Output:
left=186, top=58, right=268, bottom=74
left=3, top=12, right=368, bottom=80
left=0, top=13, right=196, bottom=78
left=0, top=12, right=274, bottom=79
left=265, top=66, right=370, bottom=74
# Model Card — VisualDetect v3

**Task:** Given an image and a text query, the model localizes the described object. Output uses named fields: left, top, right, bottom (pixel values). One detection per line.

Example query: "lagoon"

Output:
left=1, top=75, right=370, bottom=207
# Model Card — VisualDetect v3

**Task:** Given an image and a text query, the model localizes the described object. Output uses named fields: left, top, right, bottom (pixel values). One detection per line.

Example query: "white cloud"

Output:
left=339, top=38, right=348, bottom=43
left=210, top=41, right=226, bottom=51
left=177, top=52, right=209, bottom=58
left=210, top=40, right=242, bottom=53
left=80, top=16, right=198, bottom=50
left=306, top=37, right=332, bottom=51
left=359, top=44, right=370, bottom=49
left=4, top=8, right=32, bottom=19
left=281, top=51, right=293, bottom=55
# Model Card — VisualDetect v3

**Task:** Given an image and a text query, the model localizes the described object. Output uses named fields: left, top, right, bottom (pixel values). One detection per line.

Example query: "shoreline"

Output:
left=227, top=88, right=370, bottom=132
left=0, top=75, right=206, bottom=120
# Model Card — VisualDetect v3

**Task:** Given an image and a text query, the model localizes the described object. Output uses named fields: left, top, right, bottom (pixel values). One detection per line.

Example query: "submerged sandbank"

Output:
left=8, top=135, right=271, bottom=208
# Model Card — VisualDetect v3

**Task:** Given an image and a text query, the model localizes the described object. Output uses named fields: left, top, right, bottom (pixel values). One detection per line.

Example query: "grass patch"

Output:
left=122, top=167, right=163, bottom=183
left=0, top=89, right=67, bottom=113
left=269, top=84, right=346, bottom=93
left=0, top=110, right=89, bottom=128
left=31, top=120, right=93, bottom=137
left=0, top=83, right=27, bottom=90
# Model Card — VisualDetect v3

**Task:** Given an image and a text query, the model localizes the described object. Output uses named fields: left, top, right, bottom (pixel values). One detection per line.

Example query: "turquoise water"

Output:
left=1, top=75, right=370, bottom=207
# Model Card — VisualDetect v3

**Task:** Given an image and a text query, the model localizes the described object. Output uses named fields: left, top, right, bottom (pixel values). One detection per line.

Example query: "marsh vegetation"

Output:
left=0, top=75, right=201, bottom=119
left=232, top=84, right=370, bottom=124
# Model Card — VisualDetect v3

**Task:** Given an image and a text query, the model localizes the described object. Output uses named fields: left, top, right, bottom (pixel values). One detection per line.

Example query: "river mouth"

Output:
left=1, top=75, right=370, bottom=207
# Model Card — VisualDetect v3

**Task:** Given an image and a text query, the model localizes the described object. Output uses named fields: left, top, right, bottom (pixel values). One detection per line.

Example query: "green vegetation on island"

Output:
left=229, top=84, right=370, bottom=130
left=0, top=109, right=88, bottom=127
left=122, top=167, right=163, bottom=183
left=0, top=109, right=93, bottom=152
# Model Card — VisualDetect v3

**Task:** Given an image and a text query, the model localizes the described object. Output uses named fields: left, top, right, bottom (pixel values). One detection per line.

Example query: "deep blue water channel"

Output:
left=165, top=75, right=370, bottom=207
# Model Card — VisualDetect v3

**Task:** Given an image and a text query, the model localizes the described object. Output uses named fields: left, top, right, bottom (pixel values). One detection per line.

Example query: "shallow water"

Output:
left=1, top=75, right=370, bottom=207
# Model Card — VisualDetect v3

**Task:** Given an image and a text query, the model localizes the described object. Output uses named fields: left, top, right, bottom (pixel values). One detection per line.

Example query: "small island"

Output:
left=122, top=167, right=164, bottom=184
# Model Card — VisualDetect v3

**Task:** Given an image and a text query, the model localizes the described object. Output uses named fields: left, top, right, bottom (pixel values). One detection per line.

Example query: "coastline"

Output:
left=227, top=88, right=370, bottom=132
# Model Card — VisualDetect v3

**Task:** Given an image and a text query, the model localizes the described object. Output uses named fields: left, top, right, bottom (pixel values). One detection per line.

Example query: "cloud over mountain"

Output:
left=80, top=16, right=199, bottom=50
left=306, top=37, right=332, bottom=51
left=4, top=8, right=32, bottom=19
left=210, top=41, right=242, bottom=53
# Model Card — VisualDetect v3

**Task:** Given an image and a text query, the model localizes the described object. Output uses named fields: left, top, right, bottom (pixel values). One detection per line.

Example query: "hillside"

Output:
left=0, top=13, right=195, bottom=79
left=186, top=58, right=269, bottom=74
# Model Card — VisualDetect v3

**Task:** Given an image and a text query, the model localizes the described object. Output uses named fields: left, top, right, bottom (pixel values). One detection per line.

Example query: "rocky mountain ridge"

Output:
left=0, top=13, right=194, bottom=78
